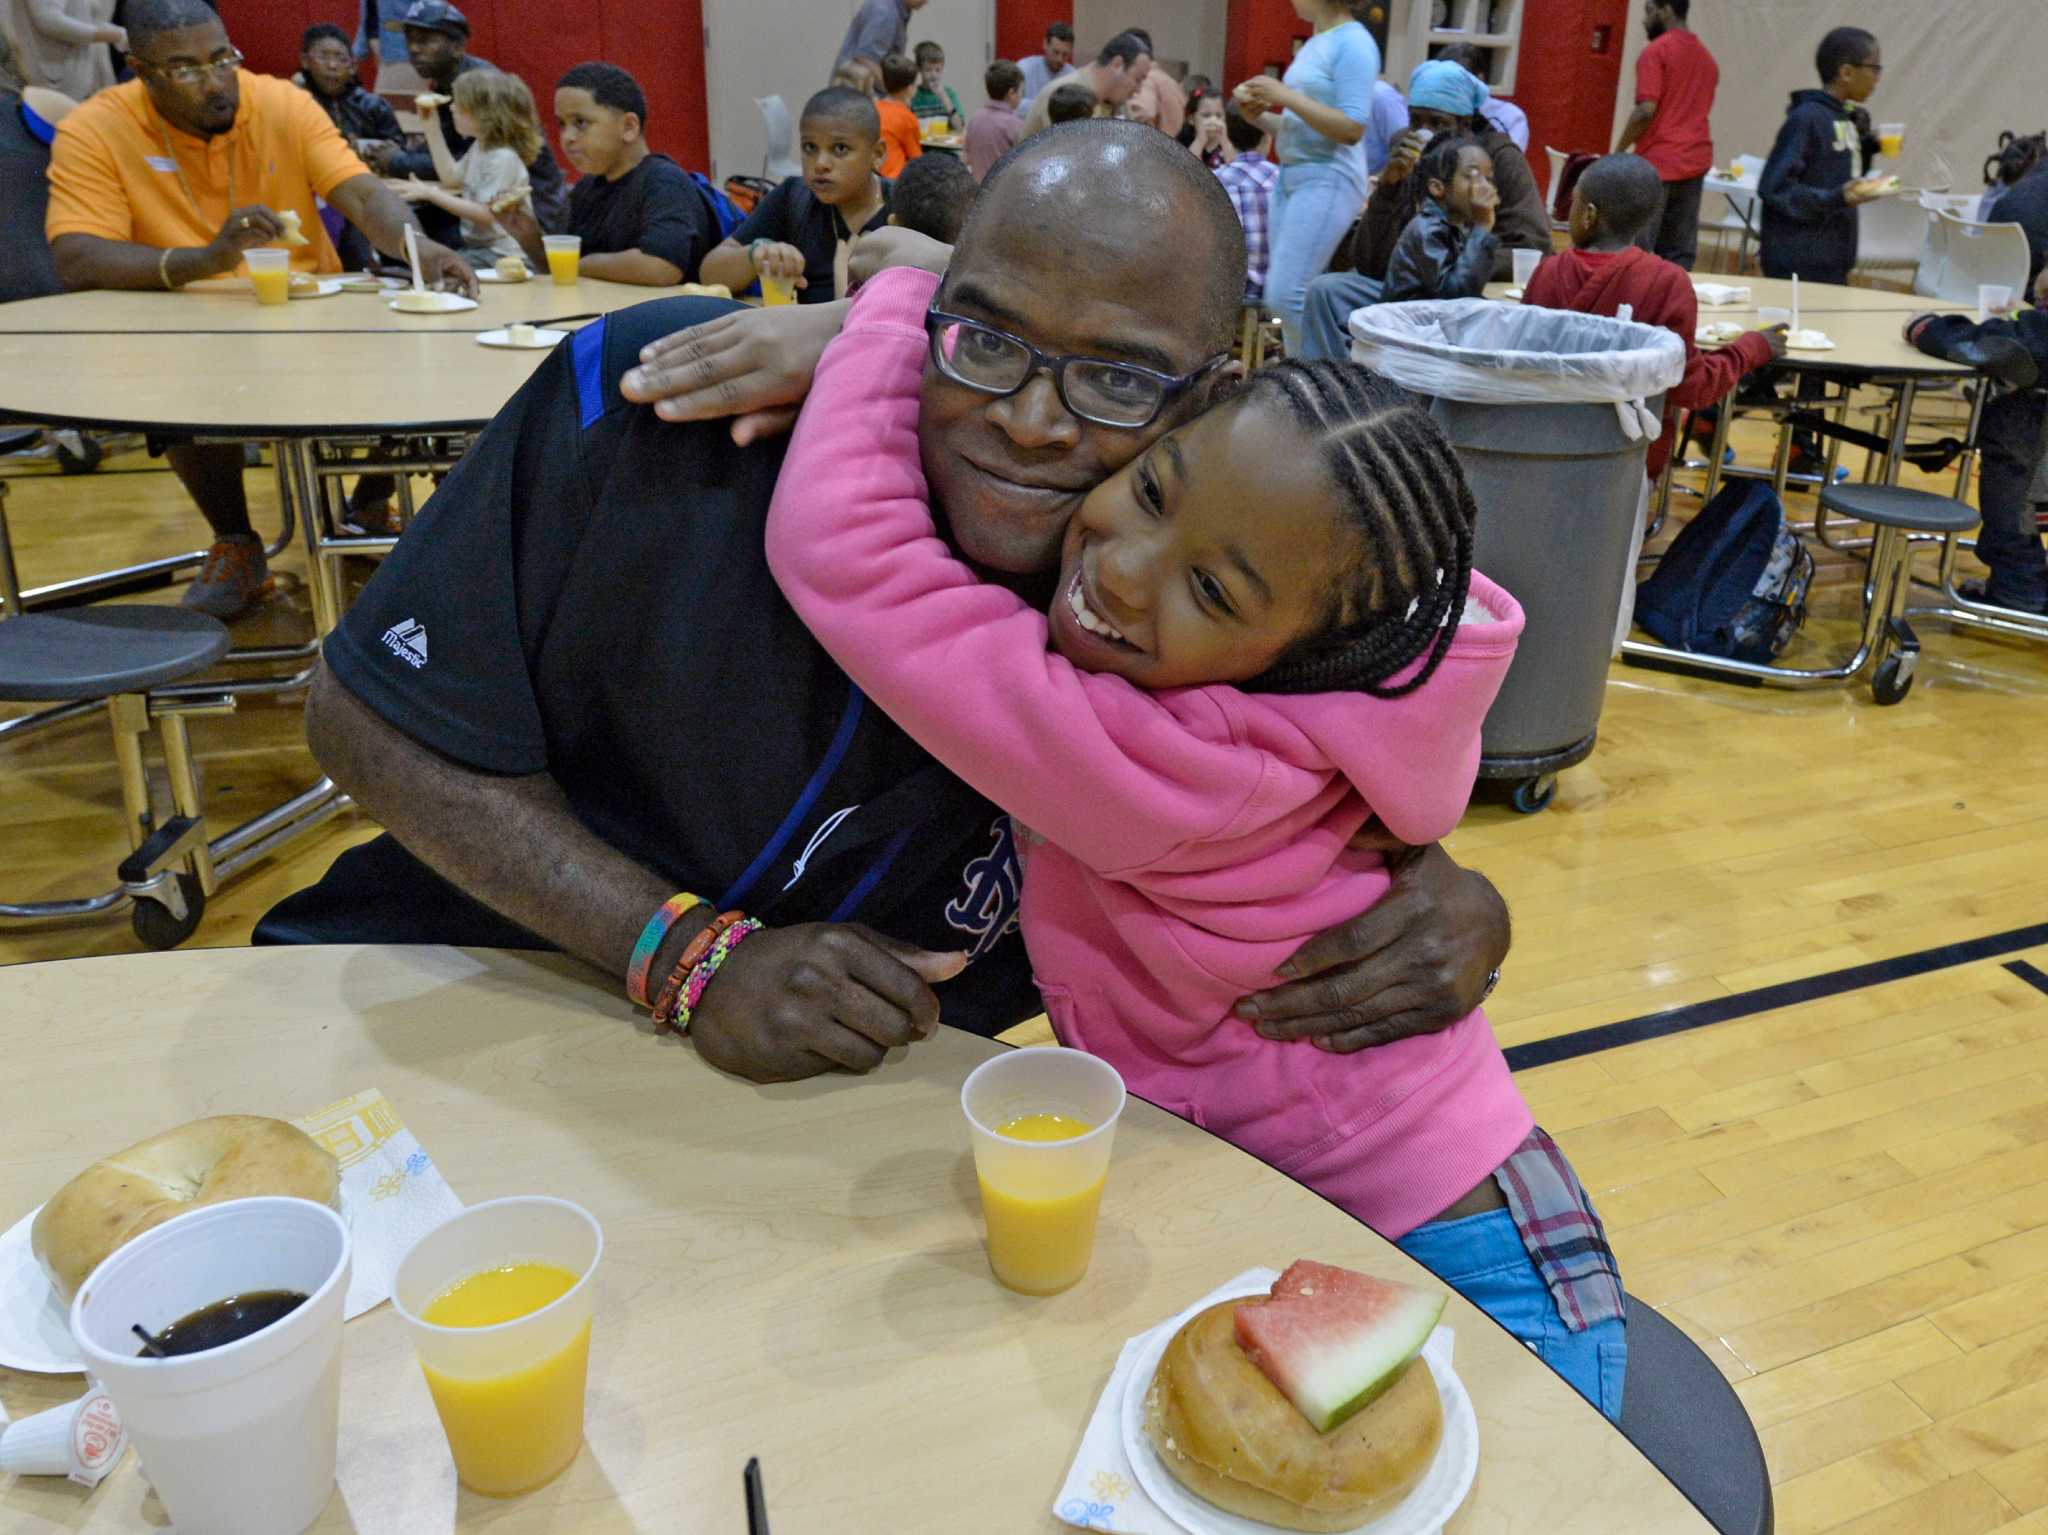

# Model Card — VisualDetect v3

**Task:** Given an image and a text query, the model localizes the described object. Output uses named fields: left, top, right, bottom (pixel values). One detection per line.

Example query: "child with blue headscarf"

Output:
left=1296, top=57, right=1552, bottom=361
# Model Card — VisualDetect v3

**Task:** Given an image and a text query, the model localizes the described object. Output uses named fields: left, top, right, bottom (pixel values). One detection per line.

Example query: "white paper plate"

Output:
left=476, top=327, right=567, bottom=350
left=475, top=268, right=532, bottom=284
left=1500, top=286, right=1524, bottom=301
left=287, top=278, right=345, bottom=301
left=1120, top=1282, right=1479, bottom=1535
left=386, top=292, right=480, bottom=314
left=0, top=1190, right=360, bottom=1375
left=0, top=1206, right=82, bottom=1373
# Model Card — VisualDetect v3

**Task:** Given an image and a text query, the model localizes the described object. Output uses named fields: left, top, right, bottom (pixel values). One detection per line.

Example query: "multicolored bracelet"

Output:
left=670, top=918, right=766, bottom=1036
left=650, top=910, right=747, bottom=1033
left=626, top=891, right=706, bottom=1008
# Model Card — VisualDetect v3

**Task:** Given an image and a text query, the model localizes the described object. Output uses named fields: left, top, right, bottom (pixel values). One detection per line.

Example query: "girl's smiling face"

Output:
left=1049, top=396, right=1354, bottom=689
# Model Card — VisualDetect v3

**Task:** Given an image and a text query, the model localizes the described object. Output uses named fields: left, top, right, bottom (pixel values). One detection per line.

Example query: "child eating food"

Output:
left=1379, top=133, right=1500, bottom=302
left=763, top=260, right=1627, bottom=1421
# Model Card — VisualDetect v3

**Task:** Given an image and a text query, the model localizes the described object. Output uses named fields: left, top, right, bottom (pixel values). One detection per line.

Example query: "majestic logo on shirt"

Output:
left=945, top=818, right=1020, bottom=960
left=380, top=618, right=429, bottom=669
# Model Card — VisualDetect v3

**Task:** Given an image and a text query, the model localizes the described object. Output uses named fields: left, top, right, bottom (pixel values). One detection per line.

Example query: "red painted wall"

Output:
left=996, top=0, right=1073, bottom=68
left=1510, top=0, right=1629, bottom=193
left=1224, top=0, right=1310, bottom=88
left=216, top=0, right=710, bottom=177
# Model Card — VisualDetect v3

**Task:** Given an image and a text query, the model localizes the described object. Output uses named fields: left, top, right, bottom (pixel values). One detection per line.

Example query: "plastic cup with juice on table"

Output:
left=758, top=258, right=799, bottom=307
left=245, top=246, right=292, bottom=306
left=542, top=233, right=582, bottom=286
left=961, top=1048, right=1126, bottom=1295
left=1879, top=122, right=1906, bottom=160
left=392, top=1196, right=603, bottom=1497
left=71, top=1197, right=352, bottom=1535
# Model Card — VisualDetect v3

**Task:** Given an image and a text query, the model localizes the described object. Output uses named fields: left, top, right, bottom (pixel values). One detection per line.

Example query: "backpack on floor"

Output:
left=719, top=174, right=778, bottom=220
left=1634, top=479, right=1815, bottom=663
left=690, top=172, right=747, bottom=240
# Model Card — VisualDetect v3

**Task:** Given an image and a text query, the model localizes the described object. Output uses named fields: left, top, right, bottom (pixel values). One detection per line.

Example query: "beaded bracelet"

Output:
left=671, top=918, right=765, bottom=1036
left=626, top=891, right=706, bottom=1008
left=650, top=910, right=746, bottom=1033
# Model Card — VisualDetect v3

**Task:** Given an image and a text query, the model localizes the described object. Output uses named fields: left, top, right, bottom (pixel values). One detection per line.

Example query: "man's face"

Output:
left=556, top=86, right=634, bottom=177
left=404, top=26, right=464, bottom=82
left=1044, top=35, right=1072, bottom=70
left=917, top=154, right=1230, bottom=577
left=302, top=37, right=356, bottom=100
left=1642, top=2, right=1669, bottom=39
left=800, top=113, right=884, bottom=204
left=1409, top=105, right=1462, bottom=138
left=1130, top=53, right=1154, bottom=88
left=1099, top=60, right=1141, bottom=108
left=135, top=20, right=241, bottom=137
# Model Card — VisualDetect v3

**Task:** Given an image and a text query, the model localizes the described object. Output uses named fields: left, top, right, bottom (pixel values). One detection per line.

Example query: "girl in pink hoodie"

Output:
left=766, top=266, right=1625, bottom=1419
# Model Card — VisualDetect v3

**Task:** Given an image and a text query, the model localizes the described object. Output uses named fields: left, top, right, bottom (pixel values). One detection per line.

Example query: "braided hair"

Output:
left=1240, top=360, right=1478, bottom=698
left=1391, top=131, right=1485, bottom=233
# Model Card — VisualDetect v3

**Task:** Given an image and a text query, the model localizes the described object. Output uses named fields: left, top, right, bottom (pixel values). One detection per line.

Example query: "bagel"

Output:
left=1144, top=1301, right=1442, bottom=1532
left=31, top=1116, right=340, bottom=1302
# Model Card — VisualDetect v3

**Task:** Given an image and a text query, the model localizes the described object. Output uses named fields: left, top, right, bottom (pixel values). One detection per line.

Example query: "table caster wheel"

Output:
left=1510, top=775, right=1557, bottom=815
left=131, top=873, right=205, bottom=949
left=1872, top=655, right=1913, bottom=706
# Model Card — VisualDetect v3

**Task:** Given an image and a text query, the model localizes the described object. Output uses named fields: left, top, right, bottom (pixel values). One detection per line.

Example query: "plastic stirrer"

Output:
left=403, top=223, right=426, bottom=295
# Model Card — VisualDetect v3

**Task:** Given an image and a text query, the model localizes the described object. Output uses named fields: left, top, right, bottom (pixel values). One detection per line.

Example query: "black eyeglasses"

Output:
left=924, top=305, right=1227, bottom=430
left=141, top=48, right=245, bottom=87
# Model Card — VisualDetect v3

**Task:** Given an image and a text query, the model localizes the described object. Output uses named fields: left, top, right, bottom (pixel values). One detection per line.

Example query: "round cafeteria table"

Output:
left=0, top=946, right=1718, bottom=1535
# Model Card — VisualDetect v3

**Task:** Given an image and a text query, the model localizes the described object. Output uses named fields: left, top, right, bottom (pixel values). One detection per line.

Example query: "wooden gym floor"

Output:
left=4, top=407, right=2048, bottom=1534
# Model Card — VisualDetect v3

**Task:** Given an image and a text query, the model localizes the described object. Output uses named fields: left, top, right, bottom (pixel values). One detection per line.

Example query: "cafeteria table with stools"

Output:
left=0, top=945, right=1721, bottom=1535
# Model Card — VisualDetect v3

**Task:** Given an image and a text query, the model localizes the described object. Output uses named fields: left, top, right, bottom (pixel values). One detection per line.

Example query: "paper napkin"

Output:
left=1692, top=283, right=1753, bottom=307
left=293, top=1089, right=462, bottom=1320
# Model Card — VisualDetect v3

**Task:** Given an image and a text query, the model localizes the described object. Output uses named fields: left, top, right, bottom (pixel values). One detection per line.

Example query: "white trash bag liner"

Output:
left=1349, top=299, right=1687, bottom=439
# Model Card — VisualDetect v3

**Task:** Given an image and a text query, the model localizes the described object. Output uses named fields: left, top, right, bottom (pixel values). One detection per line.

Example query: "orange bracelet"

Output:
left=650, top=910, right=746, bottom=1033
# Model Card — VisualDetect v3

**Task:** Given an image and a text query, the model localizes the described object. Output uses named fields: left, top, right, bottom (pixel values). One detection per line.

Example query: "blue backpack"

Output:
left=689, top=171, right=746, bottom=241
left=1635, top=479, right=1814, bottom=663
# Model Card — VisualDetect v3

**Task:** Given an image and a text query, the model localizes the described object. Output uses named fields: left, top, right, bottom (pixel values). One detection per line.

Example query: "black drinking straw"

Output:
left=743, top=1456, right=769, bottom=1535
left=132, top=1324, right=167, bottom=1357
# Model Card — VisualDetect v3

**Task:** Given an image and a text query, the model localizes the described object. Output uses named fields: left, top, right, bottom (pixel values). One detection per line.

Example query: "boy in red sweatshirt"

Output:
left=1524, top=153, right=1786, bottom=484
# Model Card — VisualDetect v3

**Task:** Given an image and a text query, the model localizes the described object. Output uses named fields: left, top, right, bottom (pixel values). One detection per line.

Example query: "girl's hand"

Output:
left=1470, top=180, right=1500, bottom=230
left=387, top=177, right=432, bottom=204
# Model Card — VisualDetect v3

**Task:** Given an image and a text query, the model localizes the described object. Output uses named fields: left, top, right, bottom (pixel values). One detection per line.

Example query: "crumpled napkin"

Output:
left=1693, top=282, right=1753, bottom=307
left=293, top=1089, right=462, bottom=1319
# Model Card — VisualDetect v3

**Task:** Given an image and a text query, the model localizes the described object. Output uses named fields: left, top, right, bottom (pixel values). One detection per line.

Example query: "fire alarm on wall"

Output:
left=1591, top=23, right=1613, bottom=52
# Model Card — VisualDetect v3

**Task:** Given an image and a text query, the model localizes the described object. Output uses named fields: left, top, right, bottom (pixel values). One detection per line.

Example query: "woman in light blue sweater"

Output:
left=1232, top=1, right=1379, bottom=354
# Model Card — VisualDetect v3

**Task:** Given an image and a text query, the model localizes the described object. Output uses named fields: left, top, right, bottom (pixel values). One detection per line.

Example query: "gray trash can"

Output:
left=1349, top=300, right=1686, bottom=812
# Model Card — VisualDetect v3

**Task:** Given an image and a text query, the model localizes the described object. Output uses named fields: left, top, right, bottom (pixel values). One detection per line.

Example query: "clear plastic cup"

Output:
left=1979, top=284, right=2014, bottom=323
left=391, top=1197, right=602, bottom=1497
left=70, top=1197, right=351, bottom=1535
left=245, top=246, right=291, bottom=306
left=1759, top=306, right=1792, bottom=328
left=542, top=233, right=582, bottom=285
left=1879, top=122, right=1905, bottom=159
left=961, top=1049, right=1125, bottom=1295
left=759, top=271, right=798, bottom=307
left=1511, top=248, right=1542, bottom=291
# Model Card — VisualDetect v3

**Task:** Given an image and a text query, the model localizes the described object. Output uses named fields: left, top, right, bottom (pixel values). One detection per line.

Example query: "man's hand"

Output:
left=418, top=237, right=480, bottom=297
left=847, top=226, right=953, bottom=289
left=752, top=241, right=808, bottom=285
left=208, top=204, right=288, bottom=269
left=620, top=299, right=850, bottom=440
left=1760, top=322, right=1790, bottom=359
left=1234, top=844, right=1511, bottom=1053
left=360, top=139, right=400, bottom=175
left=1381, top=130, right=1425, bottom=187
left=686, top=923, right=966, bottom=1082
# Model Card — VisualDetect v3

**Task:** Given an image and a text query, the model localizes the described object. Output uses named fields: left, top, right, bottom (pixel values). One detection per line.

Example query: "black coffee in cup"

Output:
left=138, top=1292, right=308, bottom=1357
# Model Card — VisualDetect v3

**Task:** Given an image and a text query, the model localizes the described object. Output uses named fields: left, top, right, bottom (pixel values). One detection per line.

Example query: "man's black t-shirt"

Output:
left=568, top=154, right=717, bottom=281
left=730, top=175, right=892, bottom=302
left=258, top=296, right=1034, bottom=1036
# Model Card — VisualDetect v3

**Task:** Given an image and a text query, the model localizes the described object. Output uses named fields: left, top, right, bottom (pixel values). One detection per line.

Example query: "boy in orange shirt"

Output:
left=875, top=52, right=924, bottom=178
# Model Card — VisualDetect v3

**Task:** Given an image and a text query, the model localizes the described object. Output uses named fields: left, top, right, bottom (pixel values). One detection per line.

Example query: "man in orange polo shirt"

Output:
left=45, top=0, right=477, bottom=620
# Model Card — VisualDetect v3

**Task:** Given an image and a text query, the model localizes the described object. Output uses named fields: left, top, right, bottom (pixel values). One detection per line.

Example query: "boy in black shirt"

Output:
left=1758, top=26, right=1888, bottom=284
left=700, top=87, right=890, bottom=303
left=510, top=62, right=715, bottom=287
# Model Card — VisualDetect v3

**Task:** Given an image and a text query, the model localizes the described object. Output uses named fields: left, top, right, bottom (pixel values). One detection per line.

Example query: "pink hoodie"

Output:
left=766, top=268, right=1534, bottom=1238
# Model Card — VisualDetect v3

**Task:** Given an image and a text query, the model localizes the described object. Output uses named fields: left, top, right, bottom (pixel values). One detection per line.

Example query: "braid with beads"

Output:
left=1241, top=359, right=1478, bottom=698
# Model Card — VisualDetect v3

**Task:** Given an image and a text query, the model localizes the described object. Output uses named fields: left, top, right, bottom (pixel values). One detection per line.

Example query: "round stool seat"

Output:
left=1818, top=483, right=1980, bottom=534
left=1621, top=1294, right=1773, bottom=1535
left=0, top=606, right=231, bottom=703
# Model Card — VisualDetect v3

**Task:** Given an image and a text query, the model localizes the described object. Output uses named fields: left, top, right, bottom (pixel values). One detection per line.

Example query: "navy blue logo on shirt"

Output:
left=946, top=818, right=1020, bottom=960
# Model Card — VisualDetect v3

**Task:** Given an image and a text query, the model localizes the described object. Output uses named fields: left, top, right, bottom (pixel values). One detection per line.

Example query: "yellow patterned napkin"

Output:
left=293, top=1089, right=463, bottom=1320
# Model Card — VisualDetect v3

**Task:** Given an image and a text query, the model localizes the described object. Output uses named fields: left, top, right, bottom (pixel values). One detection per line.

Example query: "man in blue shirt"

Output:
left=836, top=0, right=927, bottom=75
left=1015, top=20, right=1074, bottom=110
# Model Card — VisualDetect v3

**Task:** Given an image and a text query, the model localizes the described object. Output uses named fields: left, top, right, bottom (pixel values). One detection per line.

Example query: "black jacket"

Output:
left=1758, top=89, right=1876, bottom=281
left=1381, top=199, right=1500, bottom=304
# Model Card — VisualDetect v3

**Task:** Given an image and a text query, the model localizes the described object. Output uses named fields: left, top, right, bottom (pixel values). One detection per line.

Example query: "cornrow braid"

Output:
left=1241, top=359, right=1478, bottom=699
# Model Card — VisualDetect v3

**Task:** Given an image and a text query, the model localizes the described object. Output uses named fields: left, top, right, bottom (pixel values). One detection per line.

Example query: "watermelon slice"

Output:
left=1233, top=1261, right=1446, bottom=1434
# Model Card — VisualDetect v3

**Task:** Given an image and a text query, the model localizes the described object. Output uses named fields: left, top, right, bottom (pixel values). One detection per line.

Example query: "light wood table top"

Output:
left=1491, top=273, right=1972, bottom=317
left=0, top=330, right=556, bottom=434
left=0, top=276, right=660, bottom=335
left=0, top=946, right=1713, bottom=1535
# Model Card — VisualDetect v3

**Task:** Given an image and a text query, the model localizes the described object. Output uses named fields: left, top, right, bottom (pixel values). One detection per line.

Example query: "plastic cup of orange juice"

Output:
left=391, top=1197, right=602, bottom=1497
left=1879, top=122, right=1905, bottom=159
left=758, top=271, right=798, bottom=307
left=246, top=247, right=291, bottom=306
left=962, top=1049, right=1125, bottom=1295
left=542, top=234, right=582, bottom=285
